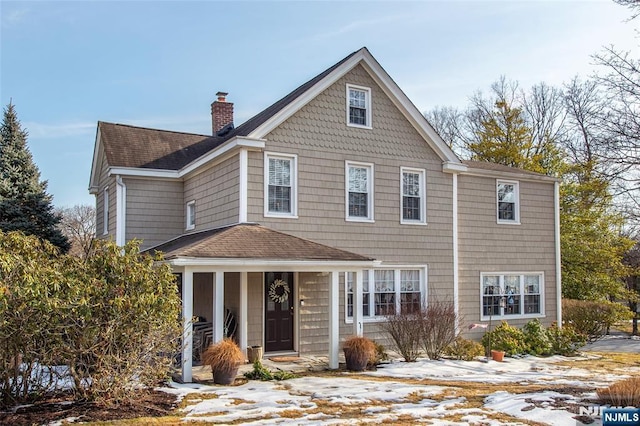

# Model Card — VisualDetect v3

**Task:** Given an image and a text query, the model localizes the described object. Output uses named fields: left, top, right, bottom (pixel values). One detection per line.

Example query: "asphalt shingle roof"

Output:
left=149, top=223, right=374, bottom=262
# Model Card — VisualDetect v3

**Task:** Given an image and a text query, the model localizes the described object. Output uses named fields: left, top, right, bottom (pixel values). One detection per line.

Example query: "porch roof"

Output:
left=148, top=223, right=374, bottom=262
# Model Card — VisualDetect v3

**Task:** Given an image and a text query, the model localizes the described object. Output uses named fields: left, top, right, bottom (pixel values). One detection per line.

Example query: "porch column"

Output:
left=353, top=270, right=364, bottom=336
left=213, top=271, right=225, bottom=343
left=328, top=271, right=340, bottom=369
left=182, top=268, right=194, bottom=383
left=239, top=271, right=248, bottom=353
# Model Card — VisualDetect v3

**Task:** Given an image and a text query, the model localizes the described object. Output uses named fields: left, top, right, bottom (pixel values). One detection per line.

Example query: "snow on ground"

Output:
left=158, top=355, right=636, bottom=425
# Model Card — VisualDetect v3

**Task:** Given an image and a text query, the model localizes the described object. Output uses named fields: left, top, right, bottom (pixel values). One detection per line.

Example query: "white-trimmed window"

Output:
left=103, top=186, right=109, bottom=235
left=346, top=268, right=426, bottom=322
left=186, top=200, right=196, bottom=230
left=481, top=273, right=544, bottom=320
left=264, top=152, right=297, bottom=217
left=346, top=161, right=374, bottom=222
left=401, top=167, right=426, bottom=224
left=346, top=84, right=372, bottom=128
left=497, top=180, right=520, bottom=224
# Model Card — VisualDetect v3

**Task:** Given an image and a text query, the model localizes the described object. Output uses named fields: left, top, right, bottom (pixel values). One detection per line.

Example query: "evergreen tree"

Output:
left=0, top=102, right=69, bottom=252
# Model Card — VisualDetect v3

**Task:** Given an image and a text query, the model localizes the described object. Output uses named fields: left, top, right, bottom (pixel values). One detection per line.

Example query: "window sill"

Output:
left=497, top=220, right=521, bottom=225
left=346, top=217, right=375, bottom=223
left=264, top=213, right=299, bottom=219
left=480, top=313, right=544, bottom=322
left=347, top=123, right=373, bottom=130
left=186, top=225, right=195, bottom=231
left=400, top=220, right=428, bottom=226
left=345, top=317, right=387, bottom=324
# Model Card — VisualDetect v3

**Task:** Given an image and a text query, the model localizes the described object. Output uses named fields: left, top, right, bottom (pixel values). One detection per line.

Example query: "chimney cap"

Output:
left=215, top=91, right=229, bottom=102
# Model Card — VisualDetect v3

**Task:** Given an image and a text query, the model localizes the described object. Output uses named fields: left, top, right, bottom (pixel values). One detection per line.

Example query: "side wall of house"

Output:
left=95, top=152, right=116, bottom=241
left=184, top=155, right=240, bottom=231
left=124, top=178, right=184, bottom=250
left=458, top=174, right=558, bottom=339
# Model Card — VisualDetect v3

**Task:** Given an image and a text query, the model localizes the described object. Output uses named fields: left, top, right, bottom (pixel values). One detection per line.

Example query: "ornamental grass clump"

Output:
left=201, top=339, right=244, bottom=384
left=598, top=377, right=640, bottom=407
left=343, top=336, right=376, bottom=371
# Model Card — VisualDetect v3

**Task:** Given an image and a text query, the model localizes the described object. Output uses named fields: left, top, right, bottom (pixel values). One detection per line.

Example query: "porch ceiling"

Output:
left=148, top=223, right=374, bottom=262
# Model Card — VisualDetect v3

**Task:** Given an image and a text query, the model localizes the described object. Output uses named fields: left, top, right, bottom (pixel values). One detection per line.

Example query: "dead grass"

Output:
left=598, top=376, right=640, bottom=406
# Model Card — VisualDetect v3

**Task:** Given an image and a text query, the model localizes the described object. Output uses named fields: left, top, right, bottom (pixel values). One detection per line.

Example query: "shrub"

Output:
left=379, top=310, right=422, bottom=362
left=546, top=322, right=586, bottom=356
left=598, top=377, right=640, bottom=407
left=563, top=299, right=632, bottom=342
left=419, top=300, right=459, bottom=360
left=244, top=360, right=297, bottom=381
left=0, top=232, right=181, bottom=407
left=444, top=336, right=484, bottom=361
left=368, top=341, right=389, bottom=368
left=523, top=319, right=552, bottom=356
left=481, top=321, right=527, bottom=356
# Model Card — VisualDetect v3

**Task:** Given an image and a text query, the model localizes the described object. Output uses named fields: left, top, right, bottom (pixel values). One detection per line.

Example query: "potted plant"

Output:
left=343, top=336, right=376, bottom=372
left=201, top=338, right=245, bottom=384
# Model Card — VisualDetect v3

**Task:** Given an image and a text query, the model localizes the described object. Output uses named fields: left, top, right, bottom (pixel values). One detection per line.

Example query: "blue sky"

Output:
left=1, top=1, right=637, bottom=208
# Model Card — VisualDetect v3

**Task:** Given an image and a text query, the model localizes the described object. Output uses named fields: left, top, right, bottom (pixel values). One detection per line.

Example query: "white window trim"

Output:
left=496, top=179, right=520, bottom=225
left=186, top=200, right=196, bottom=230
left=345, top=266, right=428, bottom=324
left=400, top=167, right=427, bottom=225
left=346, top=84, right=372, bottom=129
left=264, top=152, right=298, bottom=219
left=345, top=160, right=374, bottom=223
left=102, top=186, right=109, bottom=235
left=479, top=272, right=545, bottom=321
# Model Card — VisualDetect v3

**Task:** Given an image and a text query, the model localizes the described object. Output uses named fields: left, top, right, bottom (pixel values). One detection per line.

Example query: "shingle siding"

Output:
left=184, top=155, right=240, bottom=230
left=458, top=174, right=558, bottom=338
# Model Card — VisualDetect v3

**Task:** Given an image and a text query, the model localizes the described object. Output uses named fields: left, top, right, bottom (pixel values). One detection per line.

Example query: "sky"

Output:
left=1, top=0, right=638, bottom=208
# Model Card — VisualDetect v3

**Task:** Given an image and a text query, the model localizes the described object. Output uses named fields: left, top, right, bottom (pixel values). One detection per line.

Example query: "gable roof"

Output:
left=89, top=47, right=461, bottom=190
left=148, top=223, right=374, bottom=262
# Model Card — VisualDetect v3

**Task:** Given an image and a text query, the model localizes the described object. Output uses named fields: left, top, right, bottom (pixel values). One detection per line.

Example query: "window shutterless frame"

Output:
left=400, top=167, right=427, bottom=225
left=346, top=84, right=372, bottom=129
left=479, top=272, right=544, bottom=321
left=496, top=179, right=520, bottom=224
left=264, top=152, right=298, bottom=218
left=103, top=186, right=109, bottom=235
left=345, top=160, right=374, bottom=222
left=186, top=200, right=196, bottom=230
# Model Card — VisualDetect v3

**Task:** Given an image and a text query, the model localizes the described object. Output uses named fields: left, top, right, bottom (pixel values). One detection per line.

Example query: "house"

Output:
left=89, top=47, right=561, bottom=382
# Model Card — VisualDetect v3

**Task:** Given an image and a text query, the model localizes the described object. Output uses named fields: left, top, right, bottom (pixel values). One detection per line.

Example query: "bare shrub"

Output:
left=379, top=310, right=422, bottom=362
left=420, top=299, right=459, bottom=360
left=598, top=377, right=640, bottom=407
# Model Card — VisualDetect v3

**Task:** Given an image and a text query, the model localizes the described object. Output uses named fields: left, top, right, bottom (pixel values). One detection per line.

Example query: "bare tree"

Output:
left=56, top=204, right=96, bottom=258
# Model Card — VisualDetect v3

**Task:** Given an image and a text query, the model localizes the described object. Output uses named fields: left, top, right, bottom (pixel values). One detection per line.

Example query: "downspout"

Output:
left=452, top=173, right=459, bottom=331
left=554, top=181, right=562, bottom=327
left=115, top=175, right=126, bottom=246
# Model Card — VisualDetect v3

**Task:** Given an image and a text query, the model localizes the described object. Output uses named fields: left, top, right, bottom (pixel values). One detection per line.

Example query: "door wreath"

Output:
left=269, top=279, right=290, bottom=303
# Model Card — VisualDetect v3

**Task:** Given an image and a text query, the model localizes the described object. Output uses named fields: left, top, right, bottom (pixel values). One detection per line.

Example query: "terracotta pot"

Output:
left=212, top=365, right=239, bottom=385
left=344, top=349, right=369, bottom=371
left=491, top=350, right=505, bottom=362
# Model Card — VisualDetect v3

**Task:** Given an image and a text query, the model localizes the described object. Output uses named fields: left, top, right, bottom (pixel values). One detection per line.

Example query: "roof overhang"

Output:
left=461, top=166, right=560, bottom=183
left=166, top=258, right=381, bottom=273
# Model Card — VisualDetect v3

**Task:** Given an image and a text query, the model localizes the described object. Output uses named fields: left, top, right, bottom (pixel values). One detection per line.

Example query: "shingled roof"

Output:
left=149, top=223, right=374, bottom=262
left=98, top=49, right=360, bottom=171
left=463, top=160, right=558, bottom=180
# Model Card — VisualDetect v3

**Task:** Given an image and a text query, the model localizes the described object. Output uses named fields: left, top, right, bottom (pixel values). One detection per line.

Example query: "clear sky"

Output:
left=1, top=0, right=637, bottom=208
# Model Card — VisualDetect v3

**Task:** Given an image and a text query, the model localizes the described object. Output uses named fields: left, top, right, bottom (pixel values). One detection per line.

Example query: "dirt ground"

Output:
left=0, top=389, right=178, bottom=426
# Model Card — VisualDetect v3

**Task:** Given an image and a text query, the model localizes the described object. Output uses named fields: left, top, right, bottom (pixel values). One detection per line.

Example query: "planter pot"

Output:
left=491, top=350, right=505, bottom=362
left=212, top=365, right=239, bottom=385
left=344, top=349, right=369, bottom=371
left=247, top=346, right=263, bottom=364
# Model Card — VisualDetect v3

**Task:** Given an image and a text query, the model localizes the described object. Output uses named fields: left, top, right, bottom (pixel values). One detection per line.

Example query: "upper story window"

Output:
left=346, top=268, right=426, bottom=322
left=481, top=273, right=543, bottom=320
left=346, top=161, right=374, bottom=222
left=401, top=167, right=426, bottom=225
left=186, top=200, right=196, bottom=230
left=346, top=84, right=372, bottom=129
left=497, top=180, right=520, bottom=224
left=103, top=187, right=109, bottom=235
left=264, top=152, right=297, bottom=218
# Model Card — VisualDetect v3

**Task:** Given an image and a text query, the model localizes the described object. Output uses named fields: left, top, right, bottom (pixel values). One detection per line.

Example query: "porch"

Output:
left=149, top=223, right=377, bottom=382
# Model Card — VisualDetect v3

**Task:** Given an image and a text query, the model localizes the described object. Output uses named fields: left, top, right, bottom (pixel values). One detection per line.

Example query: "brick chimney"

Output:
left=211, top=91, right=234, bottom=135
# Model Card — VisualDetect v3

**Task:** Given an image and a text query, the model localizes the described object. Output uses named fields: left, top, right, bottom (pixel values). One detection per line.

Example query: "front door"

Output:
left=264, top=272, right=294, bottom=352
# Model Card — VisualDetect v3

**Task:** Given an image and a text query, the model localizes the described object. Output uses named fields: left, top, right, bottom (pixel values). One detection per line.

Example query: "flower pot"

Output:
left=247, top=346, right=263, bottom=363
left=212, top=365, right=239, bottom=385
left=344, top=349, right=369, bottom=371
left=491, top=350, right=505, bottom=362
